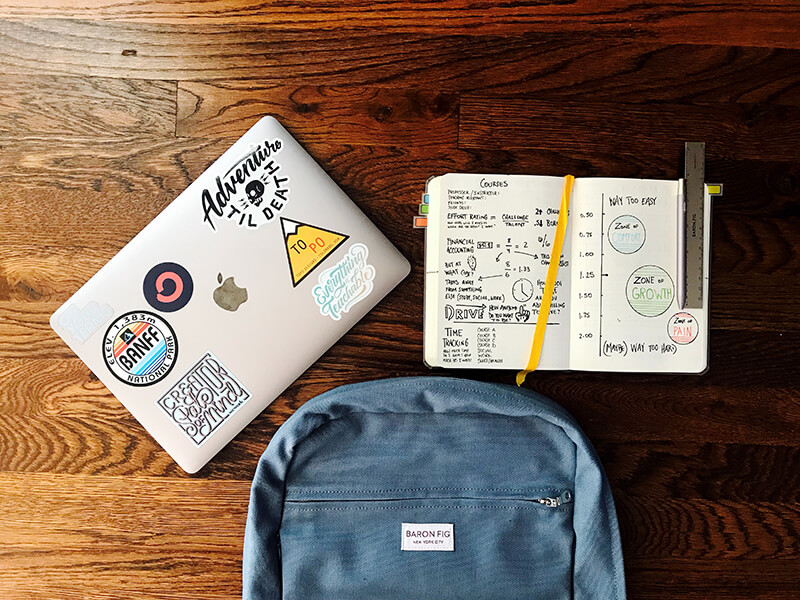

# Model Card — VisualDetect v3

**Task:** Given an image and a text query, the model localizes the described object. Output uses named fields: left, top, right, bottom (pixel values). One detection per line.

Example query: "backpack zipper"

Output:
left=285, top=490, right=573, bottom=507
left=531, top=490, right=573, bottom=507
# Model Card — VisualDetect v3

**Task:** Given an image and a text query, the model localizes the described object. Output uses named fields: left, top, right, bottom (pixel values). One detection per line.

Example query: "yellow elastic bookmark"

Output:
left=516, top=175, right=575, bottom=386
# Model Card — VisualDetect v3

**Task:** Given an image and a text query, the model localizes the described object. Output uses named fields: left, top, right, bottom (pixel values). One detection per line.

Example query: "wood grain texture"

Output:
left=617, top=497, right=800, bottom=559
left=0, top=75, right=176, bottom=138
left=460, top=97, right=800, bottom=161
left=1, top=1, right=800, bottom=48
left=599, top=441, right=800, bottom=503
left=625, top=558, right=800, bottom=599
left=0, top=473, right=247, bottom=600
left=1, top=2, right=800, bottom=598
left=177, top=84, right=458, bottom=145
left=173, top=48, right=800, bottom=109
left=5, top=19, right=800, bottom=88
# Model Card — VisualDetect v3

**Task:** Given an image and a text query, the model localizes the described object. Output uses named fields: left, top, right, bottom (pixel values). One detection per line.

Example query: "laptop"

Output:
left=50, top=116, right=410, bottom=473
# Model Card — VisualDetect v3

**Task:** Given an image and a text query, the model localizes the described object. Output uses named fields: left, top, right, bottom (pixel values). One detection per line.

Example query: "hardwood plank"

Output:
left=2, top=137, right=793, bottom=339
left=0, top=472, right=246, bottom=599
left=0, top=136, right=220, bottom=200
left=320, top=148, right=800, bottom=221
left=0, top=129, right=776, bottom=194
left=0, top=355, right=294, bottom=476
left=520, top=380, right=800, bottom=449
left=3, top=131, right=792, bottom=220
left=315, top=320, right=800, bottom=388
left=460, top=97, right=800, bottom=161
left=2, top=352, right=799, bottom=491
left=0, top=140, right=660, bottom=231
left=616, top=497, right=800, bottom=559
left=2, top=198, right=796, bottom=337
left=0, top=265, right=798, bottom=362
left=176, top=50, right=800, bottom=141
left=177, top=84, right=457, bottom=145
left=707, top=159, right=800, bottom=216
left=598, top=441, right=800, bottom=504
left=0, top=75, right=176, bottom=138
left=0, top=412, right=185, bottom=476
left=446, top=43, right=800, bottom=106
left=0, top=357, right=124, bottom=418
left=180, top=50, right=800, bottom=110
left=0, top=19, right=556, bottom=81
left=0, top=473, right=796, bottom=580
left=625, top=558, right=800, bottom=599
left=713, top=215, right=800, bottom=279
left=0, top=1, right=796, bottom=597
left=1, top=1, right=799, bottom=49
left=0, top=245, right=115, bottom=302
left=0, top=303, right=64, bottom=357
left=4, top=19, right=800, bottom=86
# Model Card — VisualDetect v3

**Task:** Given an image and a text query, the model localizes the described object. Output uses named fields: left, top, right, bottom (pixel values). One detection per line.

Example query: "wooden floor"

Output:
left=1, top=1, right=799, bottom=598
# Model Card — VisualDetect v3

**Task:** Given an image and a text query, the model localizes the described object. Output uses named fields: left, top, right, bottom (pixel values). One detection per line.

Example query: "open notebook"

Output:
left=423, top=174, right=711, bottom=373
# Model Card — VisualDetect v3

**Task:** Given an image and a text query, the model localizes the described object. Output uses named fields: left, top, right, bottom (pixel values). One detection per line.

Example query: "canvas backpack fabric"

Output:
left=242, top=376, right=625, bottom=599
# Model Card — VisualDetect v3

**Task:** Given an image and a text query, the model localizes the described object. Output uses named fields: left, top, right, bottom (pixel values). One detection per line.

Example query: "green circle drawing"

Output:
left=626, top=265, right=674, bottom=317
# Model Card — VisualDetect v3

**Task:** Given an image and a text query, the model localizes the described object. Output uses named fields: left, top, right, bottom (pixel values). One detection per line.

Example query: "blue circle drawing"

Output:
left=608, top=215, right=646, bottom=254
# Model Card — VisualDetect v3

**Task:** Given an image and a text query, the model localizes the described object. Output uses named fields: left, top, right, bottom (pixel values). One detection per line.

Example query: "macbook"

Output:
left=50, top=116, right=410, bottom=473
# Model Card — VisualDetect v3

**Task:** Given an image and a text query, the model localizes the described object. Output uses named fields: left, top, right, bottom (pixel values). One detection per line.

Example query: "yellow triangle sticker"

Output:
left=281, top=218, right=349, bottom=286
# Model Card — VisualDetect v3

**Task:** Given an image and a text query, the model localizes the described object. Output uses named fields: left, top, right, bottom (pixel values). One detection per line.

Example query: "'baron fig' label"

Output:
left=401, top=523, right=454, bottom=552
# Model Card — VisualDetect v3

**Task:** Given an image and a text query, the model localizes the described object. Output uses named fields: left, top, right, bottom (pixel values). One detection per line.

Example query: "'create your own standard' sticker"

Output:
left=156, top=351, right=252, bottom=447
left=103, top=311, right=178, bottom=386
left=313, top=243, right=376, bottom=320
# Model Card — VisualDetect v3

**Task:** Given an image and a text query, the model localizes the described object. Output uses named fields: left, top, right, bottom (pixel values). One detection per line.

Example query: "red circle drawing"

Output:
left=668, top=312, right=698, bottom=345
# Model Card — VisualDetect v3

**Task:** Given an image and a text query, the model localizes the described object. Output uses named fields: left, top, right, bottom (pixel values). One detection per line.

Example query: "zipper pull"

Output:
left=535, top=490, right=573, bottom=507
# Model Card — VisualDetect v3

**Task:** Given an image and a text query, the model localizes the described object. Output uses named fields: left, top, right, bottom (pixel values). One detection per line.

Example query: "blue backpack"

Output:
left=243, top=377, right=625, bottom=599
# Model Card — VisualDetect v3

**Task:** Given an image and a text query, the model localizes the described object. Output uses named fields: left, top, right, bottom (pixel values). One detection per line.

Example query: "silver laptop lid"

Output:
left=51, top=116, right=410, bottom=472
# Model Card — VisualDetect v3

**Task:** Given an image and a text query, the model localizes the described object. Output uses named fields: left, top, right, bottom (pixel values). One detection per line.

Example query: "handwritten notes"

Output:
left=424, top=175, right=710, bottom=373
left=424, top=175, right=571, bottom=370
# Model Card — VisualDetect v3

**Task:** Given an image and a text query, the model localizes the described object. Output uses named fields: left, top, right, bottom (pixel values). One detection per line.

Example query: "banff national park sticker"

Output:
left=102, top=311, right=178, bottom=387
left=156, top=351, right=252, bottom=446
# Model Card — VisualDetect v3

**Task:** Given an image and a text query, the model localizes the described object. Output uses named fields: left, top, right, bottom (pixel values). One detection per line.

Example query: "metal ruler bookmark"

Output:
left=684, top=142, right=705, bottom=309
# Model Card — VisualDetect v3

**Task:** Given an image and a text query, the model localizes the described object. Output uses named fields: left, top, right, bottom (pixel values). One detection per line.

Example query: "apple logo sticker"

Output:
left=213, top=273, right=248, bottom=312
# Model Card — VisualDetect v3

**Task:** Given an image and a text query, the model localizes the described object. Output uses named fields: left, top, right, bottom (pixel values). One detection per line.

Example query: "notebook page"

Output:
left=424, top=173, right=572, bottom=369
left=569, top=178, right=709, bottom=372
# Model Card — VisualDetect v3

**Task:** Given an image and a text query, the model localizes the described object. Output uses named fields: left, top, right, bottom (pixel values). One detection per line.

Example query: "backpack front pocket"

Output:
left=280, top=489, right=574, bottom=600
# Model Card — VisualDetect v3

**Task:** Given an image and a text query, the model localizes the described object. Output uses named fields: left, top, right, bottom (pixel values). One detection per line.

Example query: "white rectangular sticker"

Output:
left=401, top=523, right=454, bottom=552
left=156, top=351, right=251, bottom=446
